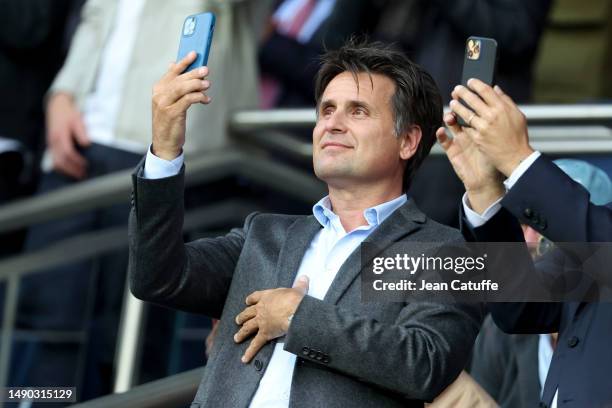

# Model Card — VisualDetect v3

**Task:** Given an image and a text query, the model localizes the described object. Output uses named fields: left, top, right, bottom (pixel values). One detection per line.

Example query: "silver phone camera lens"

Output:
left=183, top=17, right=196, bottom=36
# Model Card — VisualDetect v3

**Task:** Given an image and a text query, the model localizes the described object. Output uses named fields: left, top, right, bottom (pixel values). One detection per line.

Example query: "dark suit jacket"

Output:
left=463, top=156, right=612, bottom=408
left=470, top=315, right=541, bottom=408
left=0, top=0, right=76, bottom=151
left=128, top=163, right=484, bottom=408
left=259, top=0, right=380, bottom=107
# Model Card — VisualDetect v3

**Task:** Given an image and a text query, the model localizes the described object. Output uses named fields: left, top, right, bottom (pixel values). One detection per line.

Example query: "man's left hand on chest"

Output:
left=234, top=275, right=309, bottom=363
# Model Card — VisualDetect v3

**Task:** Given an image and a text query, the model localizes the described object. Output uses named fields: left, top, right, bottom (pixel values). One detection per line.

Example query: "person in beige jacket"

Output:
left=15, top=0, right=271, bottom=401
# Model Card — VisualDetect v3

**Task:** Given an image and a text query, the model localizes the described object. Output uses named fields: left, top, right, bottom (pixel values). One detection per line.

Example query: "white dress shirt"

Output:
left=142, top=148, right=408, bottom=407
left=82, top=0, right=147, bottom=154
left=538, top=334, right=554, bottom=396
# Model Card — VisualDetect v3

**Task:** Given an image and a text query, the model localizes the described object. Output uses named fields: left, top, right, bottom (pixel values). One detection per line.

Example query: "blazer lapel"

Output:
left=276, top=215, right=322, bottom=288
left=324, top=200, right=426, bottom=305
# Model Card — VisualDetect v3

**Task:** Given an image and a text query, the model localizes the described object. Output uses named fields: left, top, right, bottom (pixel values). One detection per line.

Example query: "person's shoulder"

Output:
left=413, top=216, right=463, bottom=243
left=392, top=200, right=463, bottom=243
left=246, top=212, right=311, bottom=228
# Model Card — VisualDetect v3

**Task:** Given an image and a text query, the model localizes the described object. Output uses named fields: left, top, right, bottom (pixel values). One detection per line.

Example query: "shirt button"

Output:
left=301, top=347, right=310, bottom=356
left=567, top=336, right=579, bottom=348
left=254, top=359, right=264, bottom=371
left=524, top=208, right=533, bottom=218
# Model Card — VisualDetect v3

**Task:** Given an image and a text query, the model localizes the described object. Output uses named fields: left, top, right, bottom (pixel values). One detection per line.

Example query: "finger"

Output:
left=435, top=127, right=452, bottom=151
left=443, top=111, right=457, bottom=126
left=59, top=134, right=87, bottom=169
left=172, top=91, right=208, bottom=113
left=241, top=334, right=267, bottom=363
left=449, top=100, right=482, bottom=129
left=452, top=85, right=489, bottom=117
left=170, top=51, right=197, bottom=76
left=169, top=78, right=210, bottom=102
left=62, top=151, right=87, bottom=179
left=234, top=319, right=258, bottom=344
left=466, top=78, right=502, bottom=108
left=442, top=112, right=464, bottom=139
left=72, top=115, right=91, bottom=147
left=54, top=146, right=86, bottom=179
left=493, top=85, right=517, bottom=109
left=246, top=290, right=264, bottom=306
left=178, top=66, right=209, bottom=81
left=235, top=305, right=256, bottom=325
left=53, top=152, right=82, bottom=179
left=292, top=275, right=309, bottom=294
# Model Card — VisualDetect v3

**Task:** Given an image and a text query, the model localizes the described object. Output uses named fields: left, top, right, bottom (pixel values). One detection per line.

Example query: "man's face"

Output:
left=313, top=71, right=414, bottom=189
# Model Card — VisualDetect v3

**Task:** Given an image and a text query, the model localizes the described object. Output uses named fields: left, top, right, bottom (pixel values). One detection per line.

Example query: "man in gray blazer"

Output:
left=129, top=40, right=484, bottom=407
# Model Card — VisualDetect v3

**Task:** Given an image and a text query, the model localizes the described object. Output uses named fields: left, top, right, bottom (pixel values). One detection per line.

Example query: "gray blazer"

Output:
left=128, top=164, right=484, bottom=408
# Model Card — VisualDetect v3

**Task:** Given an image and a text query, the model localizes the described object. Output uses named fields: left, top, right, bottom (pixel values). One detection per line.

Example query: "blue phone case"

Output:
left=176, top=12, right=216, bottom=73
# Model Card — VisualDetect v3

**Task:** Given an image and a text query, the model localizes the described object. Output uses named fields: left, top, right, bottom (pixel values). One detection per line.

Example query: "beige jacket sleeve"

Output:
left=48, top=0, right=117, bottom=103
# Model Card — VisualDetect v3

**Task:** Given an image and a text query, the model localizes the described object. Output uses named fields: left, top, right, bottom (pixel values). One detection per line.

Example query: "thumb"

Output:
left=72, top=114, right=91, bottom=147
left=292, top=275, right=309, bottom=294
left=436, top=126, right=453, bottom=152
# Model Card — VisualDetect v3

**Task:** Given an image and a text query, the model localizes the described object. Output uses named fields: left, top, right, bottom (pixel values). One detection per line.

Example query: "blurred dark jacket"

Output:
left=470, top=315, right=541, bottom=408
left=259, top=0, right=382, bottom=107
left=377, top=0, right=553, bottom=103
left=0, top=0, right=79, bottom=152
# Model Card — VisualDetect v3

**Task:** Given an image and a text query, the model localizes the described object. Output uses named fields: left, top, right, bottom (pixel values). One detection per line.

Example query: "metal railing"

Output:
left=0, top=105, right=610, bottom=407
left=229, top=106, right=612, bottom=161
left=230, top=105, right=612, bottom=129
left=72, top=367, right=204, bottom=408
left=0, top=147, right=325, bottom=407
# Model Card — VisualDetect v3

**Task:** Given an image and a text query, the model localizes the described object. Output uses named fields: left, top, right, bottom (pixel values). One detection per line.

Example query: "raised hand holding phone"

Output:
left=435, top=37, right=504, bottom=212
left=150, top=13, right=216, bottom=160
left=151, top=52, right=211, bottom=160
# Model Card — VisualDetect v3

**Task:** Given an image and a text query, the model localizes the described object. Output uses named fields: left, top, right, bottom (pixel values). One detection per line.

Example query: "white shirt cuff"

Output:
left=142, top=145, right=184, bottom=179
left=462, top=193, right=503, bottom=228
left=503, top=151, right=541, bottom=190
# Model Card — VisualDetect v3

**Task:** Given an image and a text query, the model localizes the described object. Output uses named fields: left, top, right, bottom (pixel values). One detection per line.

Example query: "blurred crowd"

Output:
left=1, top=0, right=612, bottom=406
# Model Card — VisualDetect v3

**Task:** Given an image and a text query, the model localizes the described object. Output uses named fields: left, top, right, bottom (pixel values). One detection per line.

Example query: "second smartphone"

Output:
left=457, top=36, right=498, bottom=126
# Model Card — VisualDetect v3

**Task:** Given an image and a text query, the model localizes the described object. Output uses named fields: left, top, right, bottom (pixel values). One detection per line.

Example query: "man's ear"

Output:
left=399, top=125, right=422, bottom=160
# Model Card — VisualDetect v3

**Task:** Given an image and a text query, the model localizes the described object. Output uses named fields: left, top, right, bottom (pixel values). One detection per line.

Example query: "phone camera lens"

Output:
left=183, top=17, right=196, bottom=36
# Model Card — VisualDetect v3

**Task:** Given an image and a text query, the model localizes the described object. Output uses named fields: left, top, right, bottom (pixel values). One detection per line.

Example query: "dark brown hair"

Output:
left=314, top=39, right=443, bottom=191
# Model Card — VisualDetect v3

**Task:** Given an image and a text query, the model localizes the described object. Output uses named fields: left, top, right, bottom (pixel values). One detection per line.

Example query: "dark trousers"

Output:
left=11, top=144, right=145, bottom=403
left=0, top=149, right=39, bottom=257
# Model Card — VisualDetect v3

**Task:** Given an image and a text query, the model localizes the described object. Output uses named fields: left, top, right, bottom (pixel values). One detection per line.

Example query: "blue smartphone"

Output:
left=176, top=12, right=216, bottom=73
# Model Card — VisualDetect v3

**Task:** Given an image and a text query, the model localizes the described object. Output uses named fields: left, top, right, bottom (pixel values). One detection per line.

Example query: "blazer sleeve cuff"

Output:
left=132, top=156, right=185, bottom=207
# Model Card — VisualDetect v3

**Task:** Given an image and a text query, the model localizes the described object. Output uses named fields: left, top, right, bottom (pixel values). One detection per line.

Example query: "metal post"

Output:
left=113, top=278, right=145, bottom=393
left=0, top=276, right=20, bottom=408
